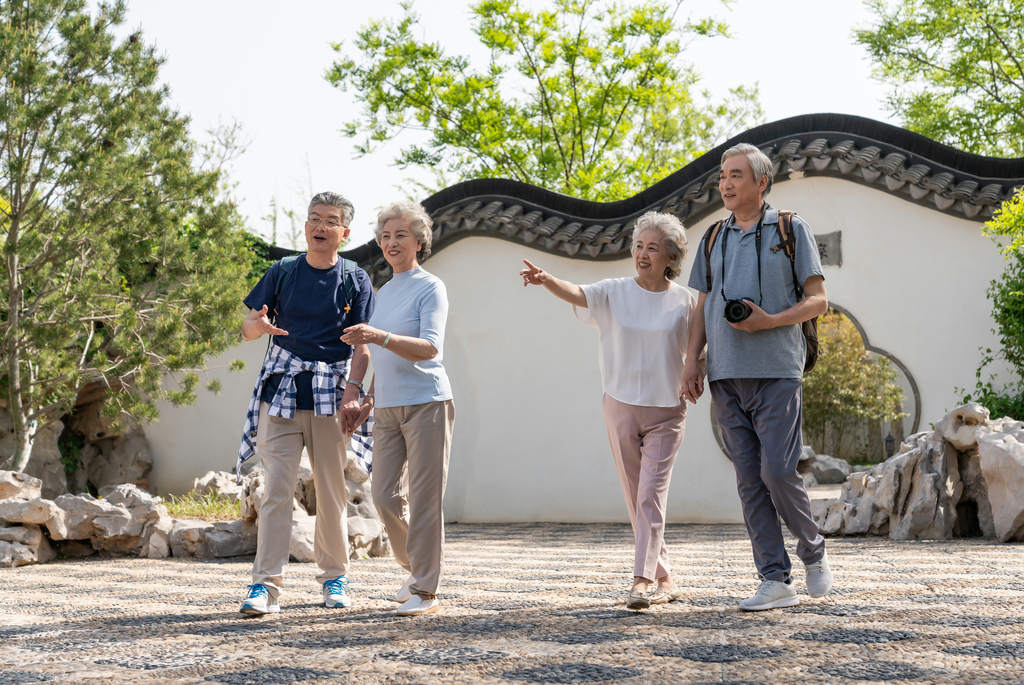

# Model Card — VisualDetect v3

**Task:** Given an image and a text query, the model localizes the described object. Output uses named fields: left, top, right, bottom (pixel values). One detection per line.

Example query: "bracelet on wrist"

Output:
left=382, top=332, right=391, bottom=349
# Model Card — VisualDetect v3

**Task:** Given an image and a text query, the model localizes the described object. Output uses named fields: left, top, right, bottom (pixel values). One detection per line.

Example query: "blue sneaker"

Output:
left=323, top=577, right=352, bottom=608
left=240, top=584, right=279, bottom=615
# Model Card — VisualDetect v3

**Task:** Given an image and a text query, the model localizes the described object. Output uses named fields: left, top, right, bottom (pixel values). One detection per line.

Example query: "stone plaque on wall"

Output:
left=815, top=231, right=842, bottom=267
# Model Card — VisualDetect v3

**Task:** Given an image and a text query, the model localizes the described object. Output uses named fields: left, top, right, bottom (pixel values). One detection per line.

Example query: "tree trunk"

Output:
left=868, top=418, right=883, bottom=463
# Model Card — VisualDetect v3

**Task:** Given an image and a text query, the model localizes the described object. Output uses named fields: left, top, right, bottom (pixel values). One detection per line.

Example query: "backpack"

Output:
left=267, top=254, right=361, bottom=346
left=701, top=210, right=820, bottom=374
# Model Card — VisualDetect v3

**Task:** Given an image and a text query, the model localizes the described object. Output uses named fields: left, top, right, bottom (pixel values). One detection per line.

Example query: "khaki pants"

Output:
left=371, top=400, right=455, bottom=599
left=602, top=393, right=686, bottom=582
left=252, top=402, right=350, bottom=599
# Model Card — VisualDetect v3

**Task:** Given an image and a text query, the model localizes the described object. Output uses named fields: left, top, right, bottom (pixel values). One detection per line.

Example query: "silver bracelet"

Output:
left=347, top=378, right=364, bottom=391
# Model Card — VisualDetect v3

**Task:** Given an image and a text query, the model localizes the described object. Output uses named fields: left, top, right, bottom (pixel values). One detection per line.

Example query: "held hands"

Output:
left=520, top=259, right=548, bottom=287
left=341, top=393, right=373, bottom=437
left=341, top=323, right=384, bottom=346
left=681, top=361, right=706, bottom=404
left=728, top=299, right=773, bottom=333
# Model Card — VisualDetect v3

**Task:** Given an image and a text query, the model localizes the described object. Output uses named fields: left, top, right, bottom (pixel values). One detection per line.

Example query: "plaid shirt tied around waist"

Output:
left=236, top=343, right=373, bottom=482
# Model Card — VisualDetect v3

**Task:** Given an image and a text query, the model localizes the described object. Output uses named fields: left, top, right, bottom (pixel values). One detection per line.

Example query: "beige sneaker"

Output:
left=647, top=585, right=684, bottom=605
left=625, top=589, right=651, bottom=611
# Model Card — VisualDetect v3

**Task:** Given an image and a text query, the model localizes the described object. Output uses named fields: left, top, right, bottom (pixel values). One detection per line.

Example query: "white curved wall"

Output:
left=147, top=174, right=1009, bottom=525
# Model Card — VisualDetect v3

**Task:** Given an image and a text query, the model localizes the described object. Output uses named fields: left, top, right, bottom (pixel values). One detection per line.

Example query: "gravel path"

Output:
left=2, top=523, right=1023, bottom=684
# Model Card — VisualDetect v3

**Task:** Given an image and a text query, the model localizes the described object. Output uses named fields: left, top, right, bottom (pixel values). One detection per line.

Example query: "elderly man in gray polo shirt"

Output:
left=683, top=143, right=833, bottom=610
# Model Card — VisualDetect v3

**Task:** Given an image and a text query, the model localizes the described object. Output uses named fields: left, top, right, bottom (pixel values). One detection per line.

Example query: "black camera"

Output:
left=724, top=299, right=752, bottom=323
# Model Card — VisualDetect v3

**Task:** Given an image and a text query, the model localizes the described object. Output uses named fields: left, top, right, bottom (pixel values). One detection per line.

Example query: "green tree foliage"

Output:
left=803, top=311, right=906, bottom=458
left=0, top=0, right=253, bottom=471
left=961, top=188, right=1024, bottom=419
left=327, top=0, right=763, bottom=201
left=856, top=0, right=1024, bottom=156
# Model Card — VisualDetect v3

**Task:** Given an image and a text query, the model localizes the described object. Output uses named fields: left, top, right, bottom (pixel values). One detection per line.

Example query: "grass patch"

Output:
left=163, top=492, right=240, bottom=522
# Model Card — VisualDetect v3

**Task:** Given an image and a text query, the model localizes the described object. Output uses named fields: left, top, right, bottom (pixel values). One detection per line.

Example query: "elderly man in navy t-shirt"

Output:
left=235, top=192, right=376, bottom=615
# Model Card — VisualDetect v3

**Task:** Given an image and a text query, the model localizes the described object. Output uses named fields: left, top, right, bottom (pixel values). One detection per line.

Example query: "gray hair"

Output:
left=375, top=201, right=434, bottom=262
left=308, top=191, right=355, bottom=226
left=630, top=211, right=688, bottom=280
left=721, top=143, right=774, bottom=197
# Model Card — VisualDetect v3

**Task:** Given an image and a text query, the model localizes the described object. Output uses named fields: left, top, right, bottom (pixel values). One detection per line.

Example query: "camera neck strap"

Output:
left=720, top=204, right=768, bottom=307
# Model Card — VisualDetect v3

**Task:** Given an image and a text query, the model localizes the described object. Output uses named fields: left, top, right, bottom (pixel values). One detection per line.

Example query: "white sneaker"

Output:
left=739, top=577, right=799, bottom=611
left=322, top=577, right=352, bottom=608
left=240, top=584, right=280, bottom=615
left=805, top=550, right=834, bottom=598
left=396, top=595, right=440, bottom=616
left=394, top=575, right=415, bottom=603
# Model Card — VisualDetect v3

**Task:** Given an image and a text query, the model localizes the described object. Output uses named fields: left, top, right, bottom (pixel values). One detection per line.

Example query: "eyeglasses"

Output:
left=306, top=216, right=344, bottom=230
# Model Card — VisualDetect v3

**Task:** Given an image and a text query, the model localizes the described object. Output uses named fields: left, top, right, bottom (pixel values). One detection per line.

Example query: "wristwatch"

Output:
left=347, top=379, right=364, bottom=390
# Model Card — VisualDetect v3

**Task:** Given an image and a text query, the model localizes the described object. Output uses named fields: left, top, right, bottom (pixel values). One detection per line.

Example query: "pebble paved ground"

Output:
left=2, top=523, right=1024, bottom=684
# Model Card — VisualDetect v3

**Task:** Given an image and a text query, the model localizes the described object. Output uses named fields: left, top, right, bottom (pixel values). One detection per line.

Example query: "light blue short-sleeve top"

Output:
left=368, top=267, right=453, bottom=408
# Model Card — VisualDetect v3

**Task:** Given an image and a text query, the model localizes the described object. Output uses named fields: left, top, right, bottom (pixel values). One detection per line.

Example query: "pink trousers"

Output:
left=602, top=393, right=687, bottom=581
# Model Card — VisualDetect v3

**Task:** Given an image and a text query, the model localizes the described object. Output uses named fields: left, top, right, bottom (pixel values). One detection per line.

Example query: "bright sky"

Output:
left=121, top=0, right=896, bottom=249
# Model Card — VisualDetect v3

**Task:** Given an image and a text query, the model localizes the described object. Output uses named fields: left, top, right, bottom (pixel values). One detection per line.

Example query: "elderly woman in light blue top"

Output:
left=341, top=200, right=455, bottom=617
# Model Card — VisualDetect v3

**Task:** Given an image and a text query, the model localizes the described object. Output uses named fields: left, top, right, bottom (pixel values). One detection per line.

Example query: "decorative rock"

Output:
left=22, top=420, right=66, bottom=500
left=240, top=467, right=265, bottom=522
left=808, top=454, right=851, bottom=485
left=800, top=446, right=815, bottom=462
left=52, top=492, right=128, bottom=540
left=0, top=471, right=42, bottom=501
left=812, top=403, right=1024, bottom=542
left=802, top=471, right=818, bottom=488
left=85, top=420, right=153, bottom=493
left=91, top=484, right=173, bottom=558
left=294, top=465, right=316, bottom=516
left=0, top=524, right=54, bottom=567
left=289, top=509, right=316, bottom=562
left=204, top=519, right=258, bottom=558
left=191, top=470, right=244, bottom=502
left=0, top=498, right=65, bottom=534
left=69, top=400, right=116, bottom=442
left=0, top=540, right=37, bottom=567
left=348, top=516, right=382, bottom=558
left=977, top=426, right=1024, bottom=541
left=170, top=519, right=215, bottom=558
left=936, top=402, right=990, bottom=451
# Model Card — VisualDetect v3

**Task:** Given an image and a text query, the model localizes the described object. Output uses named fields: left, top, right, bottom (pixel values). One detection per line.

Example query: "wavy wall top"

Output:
left=267, top=113, right=1024, bottom=286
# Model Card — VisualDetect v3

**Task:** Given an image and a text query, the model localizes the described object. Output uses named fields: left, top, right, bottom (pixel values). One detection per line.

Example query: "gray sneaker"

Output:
left=739, top=577, right=799, bottom=611
left=805, top=550, right=833, bottom=598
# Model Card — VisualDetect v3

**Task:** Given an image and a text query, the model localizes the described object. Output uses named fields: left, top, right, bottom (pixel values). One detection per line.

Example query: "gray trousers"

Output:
left=709, top=378, right=825, bottom=582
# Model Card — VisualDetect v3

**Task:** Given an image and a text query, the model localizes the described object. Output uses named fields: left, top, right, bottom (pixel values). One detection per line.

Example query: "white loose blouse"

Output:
left=573, top=277, right=698, bottom=408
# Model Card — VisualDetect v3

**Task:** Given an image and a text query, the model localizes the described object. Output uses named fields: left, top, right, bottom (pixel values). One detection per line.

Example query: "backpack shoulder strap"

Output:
left=701, top=219, right=728, bottom=293
left=774, top=210, right=803, bottom=298
left=339, top=258, right=360, bottom=304
left=274, top=254, right=300, bottom=301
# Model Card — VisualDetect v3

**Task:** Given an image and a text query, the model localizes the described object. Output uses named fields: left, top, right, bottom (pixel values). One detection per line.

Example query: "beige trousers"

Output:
left=252, top=402, right=350, bottom=599
left=371, top=399, right=455, bottom=599
left=602, top=393, right=687, bottom=582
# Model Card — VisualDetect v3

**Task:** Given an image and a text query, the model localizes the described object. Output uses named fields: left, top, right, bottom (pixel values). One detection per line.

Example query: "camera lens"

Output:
left=724, top=299, right=752, bottom=323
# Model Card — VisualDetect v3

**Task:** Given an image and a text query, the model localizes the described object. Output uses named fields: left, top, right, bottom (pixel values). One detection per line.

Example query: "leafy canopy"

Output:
left=327, top=0, right=763, bottom=201
left=856, top=0, right=1024, bottom=156
left=0, top=0, right=253, bottom=470
left=802, top=311, right=906, bottom=459
left=960, top=188, right=1024, bottom=419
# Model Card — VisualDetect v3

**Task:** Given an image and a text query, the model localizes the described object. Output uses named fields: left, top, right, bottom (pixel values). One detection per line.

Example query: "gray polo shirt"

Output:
left=687, top=206, right=823, bottom=381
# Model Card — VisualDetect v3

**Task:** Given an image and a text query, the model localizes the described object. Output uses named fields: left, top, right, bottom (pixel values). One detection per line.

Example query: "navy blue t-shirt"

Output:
left=244, top=255, right=375, bottom=410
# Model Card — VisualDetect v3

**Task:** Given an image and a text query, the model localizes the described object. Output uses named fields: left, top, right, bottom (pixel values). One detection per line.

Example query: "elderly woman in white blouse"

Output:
left=520, top=211, right=702, bottom=611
